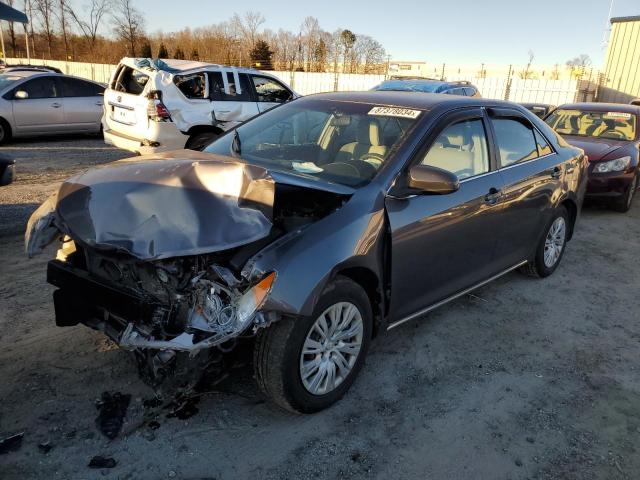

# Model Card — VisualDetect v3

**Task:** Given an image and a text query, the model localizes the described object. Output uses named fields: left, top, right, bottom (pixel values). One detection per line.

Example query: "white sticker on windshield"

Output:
left=368, top=106, right=421, bottom=119
left=605, top=112, right=631, bottom=119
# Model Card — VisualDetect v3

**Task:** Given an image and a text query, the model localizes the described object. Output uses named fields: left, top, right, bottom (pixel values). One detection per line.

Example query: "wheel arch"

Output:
left=0, top=116, right=12, bottom=142
left=560, top=197, right=578, bottom=240
left=183, top=124, right=225, bottom=138
left=331, top=266, right=384, bottom=338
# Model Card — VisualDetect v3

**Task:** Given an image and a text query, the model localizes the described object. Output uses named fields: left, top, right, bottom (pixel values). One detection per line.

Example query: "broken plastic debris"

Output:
left=38, top=441, right=53, bottom=454
left=0, top=432, right=24, bottom=454
left=88, top=456, right=117, bottom=469
left=95, top=392, right=131, bottom=439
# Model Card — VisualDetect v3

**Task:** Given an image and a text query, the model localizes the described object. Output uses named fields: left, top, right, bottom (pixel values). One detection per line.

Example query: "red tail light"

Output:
left=148, top=101, right=171, bottom=122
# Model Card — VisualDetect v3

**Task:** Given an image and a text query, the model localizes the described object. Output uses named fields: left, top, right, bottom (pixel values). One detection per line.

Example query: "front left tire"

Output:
left=612, top=171, right=638, bottom=213
left=254, top=276, right=373, bottom=413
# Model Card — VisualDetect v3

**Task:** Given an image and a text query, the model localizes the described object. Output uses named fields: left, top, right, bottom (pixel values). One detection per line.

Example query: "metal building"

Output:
left=601, top=15, right=640, bottom=103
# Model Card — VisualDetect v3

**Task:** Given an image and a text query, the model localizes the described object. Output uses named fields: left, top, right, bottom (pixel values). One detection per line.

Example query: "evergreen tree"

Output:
left=174, top=47, right=185, bottom=59
left=157, top=43, right=169, bottom=59
left=250, top=40, right=273, bottom=70
left=190, top=48, right=200, bottom=61
left=140, top=42, right=152, bottom=58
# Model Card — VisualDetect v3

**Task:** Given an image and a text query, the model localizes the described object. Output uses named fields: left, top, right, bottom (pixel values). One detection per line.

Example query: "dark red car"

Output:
left=545, top=103, right=640, bottom=212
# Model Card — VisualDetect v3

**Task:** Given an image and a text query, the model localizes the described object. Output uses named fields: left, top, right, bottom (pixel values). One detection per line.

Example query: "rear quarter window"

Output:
left=112, top=66, right=149, bottom=95
left=174, top=73, right=206, bottom=99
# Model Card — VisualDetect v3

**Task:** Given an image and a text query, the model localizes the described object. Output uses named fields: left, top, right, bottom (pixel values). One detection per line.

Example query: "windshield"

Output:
left=545, top=109, right=637, bottom=141
left=205, top=99, right=421, bottom=187
left=0, top=75, right=21, bottom=91
left=374, top=80, right=441, bottom=93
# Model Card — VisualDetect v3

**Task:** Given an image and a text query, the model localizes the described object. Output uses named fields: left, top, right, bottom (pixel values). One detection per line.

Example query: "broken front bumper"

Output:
left=47, top=260, right=266, bottom=353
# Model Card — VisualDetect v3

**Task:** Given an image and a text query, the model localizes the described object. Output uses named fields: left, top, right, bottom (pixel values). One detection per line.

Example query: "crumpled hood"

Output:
left=561, top=135, right=625, bottom=161
left=49, top=150, right=275, bottom=260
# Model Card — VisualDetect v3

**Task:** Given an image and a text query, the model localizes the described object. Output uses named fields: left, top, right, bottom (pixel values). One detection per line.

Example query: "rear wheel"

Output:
left=0, top=118, right=11, bottom=145
left=185, top=131, right=221, bottom=151
left=521, top=206, right=569, bottom=278
left=611, top=172, right=638, bottom=213
left=254, top=276, right=372, bottom=413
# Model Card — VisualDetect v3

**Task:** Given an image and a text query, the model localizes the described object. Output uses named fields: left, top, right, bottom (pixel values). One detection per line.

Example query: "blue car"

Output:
left=373, top=78, right=481, bottom=97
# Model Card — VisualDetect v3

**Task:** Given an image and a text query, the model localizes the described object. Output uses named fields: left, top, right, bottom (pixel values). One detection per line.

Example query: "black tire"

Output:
left=521, top=205, right=569, bottom=278
left=0, top=118, right=12, bottom=145
left=611, top=172, right=638, bottom=213
left=185, top=131, right=220, bottom=151
left=254, top=276, right=373, bottom=413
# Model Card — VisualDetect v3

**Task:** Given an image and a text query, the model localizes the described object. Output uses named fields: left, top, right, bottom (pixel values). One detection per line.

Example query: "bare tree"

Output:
left=24, top=0, right=37, bottom=55
left=34, top=0, right=56, bottom=57
left=56, top=0, right=71, bottom=59
left=356, top=35, right=385, bottom=73
left=112, top=0, right=144, bottom=56
left=231, top=11, right=264, bottom=49
left=520, top=49, right=535, bottom=79
left=300, top=16, right=320, bottom=71
left=67, top=0, right=111, bottom=55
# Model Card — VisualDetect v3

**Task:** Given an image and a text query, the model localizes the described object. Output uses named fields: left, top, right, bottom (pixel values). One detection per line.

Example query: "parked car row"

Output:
left=16, top=59, right=640, bottom=413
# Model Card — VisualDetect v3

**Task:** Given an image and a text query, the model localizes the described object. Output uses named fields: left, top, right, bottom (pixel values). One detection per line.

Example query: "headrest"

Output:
left=357, top=119, right=381, bottom=146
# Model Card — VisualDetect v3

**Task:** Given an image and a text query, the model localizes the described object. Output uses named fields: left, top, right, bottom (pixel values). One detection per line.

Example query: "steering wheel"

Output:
left=603, top=130, right=625, bottom=140
left=358, top=153, right=385, bottom=168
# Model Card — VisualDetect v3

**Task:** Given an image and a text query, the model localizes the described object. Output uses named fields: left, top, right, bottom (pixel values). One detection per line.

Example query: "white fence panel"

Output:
left=337, top=73, right=385, bottom=92
left=6, top=58, right=115, bottom=83
left=4, top=59, right=583, bottom=103
left=508, top=79, right=578, bottom=105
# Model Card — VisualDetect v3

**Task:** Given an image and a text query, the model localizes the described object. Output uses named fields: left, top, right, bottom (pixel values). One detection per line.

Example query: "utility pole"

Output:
left=601, top=0, right=614, bottom=49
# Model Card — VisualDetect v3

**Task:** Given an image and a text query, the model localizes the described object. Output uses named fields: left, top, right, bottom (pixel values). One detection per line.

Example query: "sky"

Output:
left=127, top=0, right=639, bottom=67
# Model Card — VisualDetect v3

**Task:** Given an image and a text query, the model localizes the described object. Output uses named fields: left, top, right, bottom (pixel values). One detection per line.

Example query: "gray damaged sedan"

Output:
left=26, top=92, right=588, bottom=412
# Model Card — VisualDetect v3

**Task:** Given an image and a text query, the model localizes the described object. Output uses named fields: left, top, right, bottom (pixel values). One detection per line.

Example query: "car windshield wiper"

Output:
left=231, top=129, right=242, bottom=157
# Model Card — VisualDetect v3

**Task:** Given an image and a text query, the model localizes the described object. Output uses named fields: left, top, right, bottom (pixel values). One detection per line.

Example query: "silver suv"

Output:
left=0, top=71, right=104, bottom=144
left=103, top=58, right=297, bottom=153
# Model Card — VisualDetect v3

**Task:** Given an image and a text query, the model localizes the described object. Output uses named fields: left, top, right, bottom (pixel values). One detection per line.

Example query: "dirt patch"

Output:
left=1, top=138, right=639, bottom=479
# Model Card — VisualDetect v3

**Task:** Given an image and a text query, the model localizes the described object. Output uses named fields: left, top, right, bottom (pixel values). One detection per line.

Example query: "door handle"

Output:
left=484, top=187, right=502, bottom=205
left=51, top=102, right=61, bottom=108
left=551, top=166, right=562, bottom=178
left=95, top=102, right=103, bottom=106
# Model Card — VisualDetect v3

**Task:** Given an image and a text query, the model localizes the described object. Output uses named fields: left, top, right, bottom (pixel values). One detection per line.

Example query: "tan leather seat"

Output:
left=336, top=119, right=387, bottom=164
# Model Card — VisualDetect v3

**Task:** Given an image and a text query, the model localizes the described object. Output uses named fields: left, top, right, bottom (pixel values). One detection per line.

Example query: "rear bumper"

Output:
left=103, top=121, right=188, bottom=155
left=586, top=169, right=635, bottom=198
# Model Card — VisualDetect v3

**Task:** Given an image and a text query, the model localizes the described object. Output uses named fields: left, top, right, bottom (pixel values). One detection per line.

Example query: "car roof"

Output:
left=302, top=91, right=515, bottom=111
left=0, top=70, right=50, bottom=79
left=120, top=57, right=265, bottom=75
left=556, top=102, right=640, bottom=114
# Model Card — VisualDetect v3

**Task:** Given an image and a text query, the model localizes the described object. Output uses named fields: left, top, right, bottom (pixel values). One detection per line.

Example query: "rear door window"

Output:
left=492, top=118, right=539, bottom=167
left=19, top=76, right=59, bottom=99
left=113, top=66, right=149, bottom=95
left=60, top=77, right=104, bottom=97
left=251, top=75, right=292, bottom=103
left=208, top=72, right=252, bottom=101
left=174, top=73, right=206, bottom=99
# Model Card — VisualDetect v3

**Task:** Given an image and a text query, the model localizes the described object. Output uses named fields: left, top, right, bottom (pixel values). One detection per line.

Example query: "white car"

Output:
left=103, top=58, right=297, bottom=153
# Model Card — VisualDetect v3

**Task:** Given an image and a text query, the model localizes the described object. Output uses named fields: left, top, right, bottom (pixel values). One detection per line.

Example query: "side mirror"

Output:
left=14, top=90, right=28, bottom=100
left=408, top=164, right=459, bottom=194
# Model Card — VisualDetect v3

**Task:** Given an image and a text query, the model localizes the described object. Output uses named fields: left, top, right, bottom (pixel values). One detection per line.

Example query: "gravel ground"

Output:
left=1, top=138, right=639, bottom=480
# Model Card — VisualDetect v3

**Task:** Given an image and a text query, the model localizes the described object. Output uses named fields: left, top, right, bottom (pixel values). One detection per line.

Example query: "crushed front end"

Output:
left=26, top=151, right=348, bottom=390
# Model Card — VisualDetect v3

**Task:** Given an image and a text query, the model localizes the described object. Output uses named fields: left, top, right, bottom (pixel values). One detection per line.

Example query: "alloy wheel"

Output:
left=543, top=217, right=566, bottom=268
left=299, top=302, right=364, bottom=396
